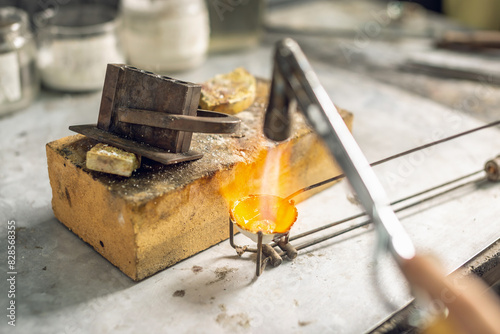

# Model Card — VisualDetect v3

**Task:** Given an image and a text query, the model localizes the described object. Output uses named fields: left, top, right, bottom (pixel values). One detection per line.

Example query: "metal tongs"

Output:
left=263, top=38, right=500, bottom=334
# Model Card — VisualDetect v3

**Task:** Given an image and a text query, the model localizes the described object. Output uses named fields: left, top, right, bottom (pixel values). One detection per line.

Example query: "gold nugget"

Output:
left=86, top=143, right=140, bottom=177
left=199, top=67, right=256, bottom=115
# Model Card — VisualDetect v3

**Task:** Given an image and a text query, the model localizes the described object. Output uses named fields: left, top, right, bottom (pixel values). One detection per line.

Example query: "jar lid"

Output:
left=0, top=7, right=29, bottom=36
left=35, top=4, right=119, bottom=37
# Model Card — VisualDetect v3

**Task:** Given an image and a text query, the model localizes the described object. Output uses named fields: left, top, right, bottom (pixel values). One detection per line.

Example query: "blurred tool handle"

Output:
left=437, top=30, right=500, bottom=50
left=401, top=254, right=500, bottom=334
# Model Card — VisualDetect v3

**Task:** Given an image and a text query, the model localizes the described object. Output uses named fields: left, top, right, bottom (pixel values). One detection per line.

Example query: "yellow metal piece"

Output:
left=199, top=67, right=256, bottom=114
left=86, top=143, right=140, bottom=177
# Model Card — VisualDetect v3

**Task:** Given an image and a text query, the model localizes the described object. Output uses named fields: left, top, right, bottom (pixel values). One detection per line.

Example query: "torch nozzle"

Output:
left=263, top=59, right=292, bottom=142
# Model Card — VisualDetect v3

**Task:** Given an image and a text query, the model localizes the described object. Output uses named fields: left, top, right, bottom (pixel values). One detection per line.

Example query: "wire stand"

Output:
left=229, top=219, right=298, bottom=276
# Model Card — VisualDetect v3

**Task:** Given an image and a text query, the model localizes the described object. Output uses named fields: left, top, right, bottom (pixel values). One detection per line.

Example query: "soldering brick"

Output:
left=46, top=81, right=353, bottom=281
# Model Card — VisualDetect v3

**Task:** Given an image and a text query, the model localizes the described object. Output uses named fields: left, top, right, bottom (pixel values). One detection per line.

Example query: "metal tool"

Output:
left=436, top=30, right=500, bottom=51
left=70, top=64, right=241, bottom=165
left=263, top=38, right=500, bottom=333
left=264, top=38, right=415, bottom=264
left=400, top=60, right=500, bottom=86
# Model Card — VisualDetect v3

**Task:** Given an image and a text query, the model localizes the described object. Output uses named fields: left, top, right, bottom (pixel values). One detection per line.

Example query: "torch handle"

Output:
left=400, top=254, right=500, bottom=334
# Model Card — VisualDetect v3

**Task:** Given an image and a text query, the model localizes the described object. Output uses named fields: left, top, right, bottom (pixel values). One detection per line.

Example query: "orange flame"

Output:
left=218, top=140, right=293, bottom=206
left=260, top=147, right=291, bottom=198
left=230, top=194, right=297, bottom=236
left=220, top=141, right=296, bottom=236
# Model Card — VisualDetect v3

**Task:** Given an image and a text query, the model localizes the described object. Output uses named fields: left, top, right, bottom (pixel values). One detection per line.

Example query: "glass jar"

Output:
left=0, top=7, right=39, bottom=116
left=207, top=0, right=264, bottom=53
left=121, top=0, right=210, bottom=73
left=36, top=4, right=125, bottom=92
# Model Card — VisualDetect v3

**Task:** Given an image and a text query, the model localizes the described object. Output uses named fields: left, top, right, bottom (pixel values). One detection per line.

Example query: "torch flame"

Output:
left=219, top=133, right=297, bottom=238
left=230, top=194, right=297, bottom=236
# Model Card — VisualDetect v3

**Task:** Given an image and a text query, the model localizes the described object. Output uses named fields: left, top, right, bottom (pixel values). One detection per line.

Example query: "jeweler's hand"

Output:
left=401, top=255, right=500, bottom=334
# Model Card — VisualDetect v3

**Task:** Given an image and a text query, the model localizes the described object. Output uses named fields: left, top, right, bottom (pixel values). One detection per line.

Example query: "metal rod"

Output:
left=292, top=174, right=487, bottom=252
left=229, top=218, right=257, bottom=253
left=389, top=169, right=483, bottom=206
left=256, top=232, right=263, bottom=276
left=229, top=218, right=235, bottom=247
left=284, top=170, right=484, bottom=243
left=285, top=174, right=344, bottom=200
left=285, top=120, right=500, bottom=201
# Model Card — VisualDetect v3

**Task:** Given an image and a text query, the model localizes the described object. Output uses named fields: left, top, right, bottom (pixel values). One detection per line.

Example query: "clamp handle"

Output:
left=117, top=107, right=241, bottom=134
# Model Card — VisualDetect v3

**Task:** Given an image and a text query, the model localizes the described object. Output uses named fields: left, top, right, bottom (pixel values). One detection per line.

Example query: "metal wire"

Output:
left=285, top=120, right=500, bottom=201
left=291, top=172, right=487, bottom=252
left=287, top=169, right=483, bottom=243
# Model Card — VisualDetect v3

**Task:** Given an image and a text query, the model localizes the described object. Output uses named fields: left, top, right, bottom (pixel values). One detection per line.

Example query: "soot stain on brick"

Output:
left=65, top=187, right=72, bottom=207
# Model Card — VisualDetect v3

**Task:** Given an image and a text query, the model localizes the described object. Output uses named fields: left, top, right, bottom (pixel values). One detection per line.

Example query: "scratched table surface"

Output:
left=1, top=1, right=500, bottom=333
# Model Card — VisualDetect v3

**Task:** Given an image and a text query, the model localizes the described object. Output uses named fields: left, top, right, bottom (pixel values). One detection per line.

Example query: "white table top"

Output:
left=1, top=2, right=500, bottom=333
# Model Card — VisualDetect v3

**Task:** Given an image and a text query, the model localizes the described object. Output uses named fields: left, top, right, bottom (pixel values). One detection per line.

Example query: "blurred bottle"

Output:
left=206, top=0, right=265, bottom=53
left=0, top=7, right=39, bottom=116
left=444, top=0, right=500, bottom=30
left=121, top=0, right=210, bottom=73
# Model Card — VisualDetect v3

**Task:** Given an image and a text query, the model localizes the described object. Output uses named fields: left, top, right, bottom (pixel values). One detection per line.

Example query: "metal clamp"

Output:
left=70, top=64, right=242, bottom=165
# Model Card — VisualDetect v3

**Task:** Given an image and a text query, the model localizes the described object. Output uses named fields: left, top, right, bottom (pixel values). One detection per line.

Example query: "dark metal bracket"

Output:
left=70, top=64, right=241, bottom=165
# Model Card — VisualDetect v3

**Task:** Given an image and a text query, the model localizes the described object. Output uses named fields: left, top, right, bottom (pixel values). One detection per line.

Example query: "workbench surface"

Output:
left=1, top=1, right=500, bottom=333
